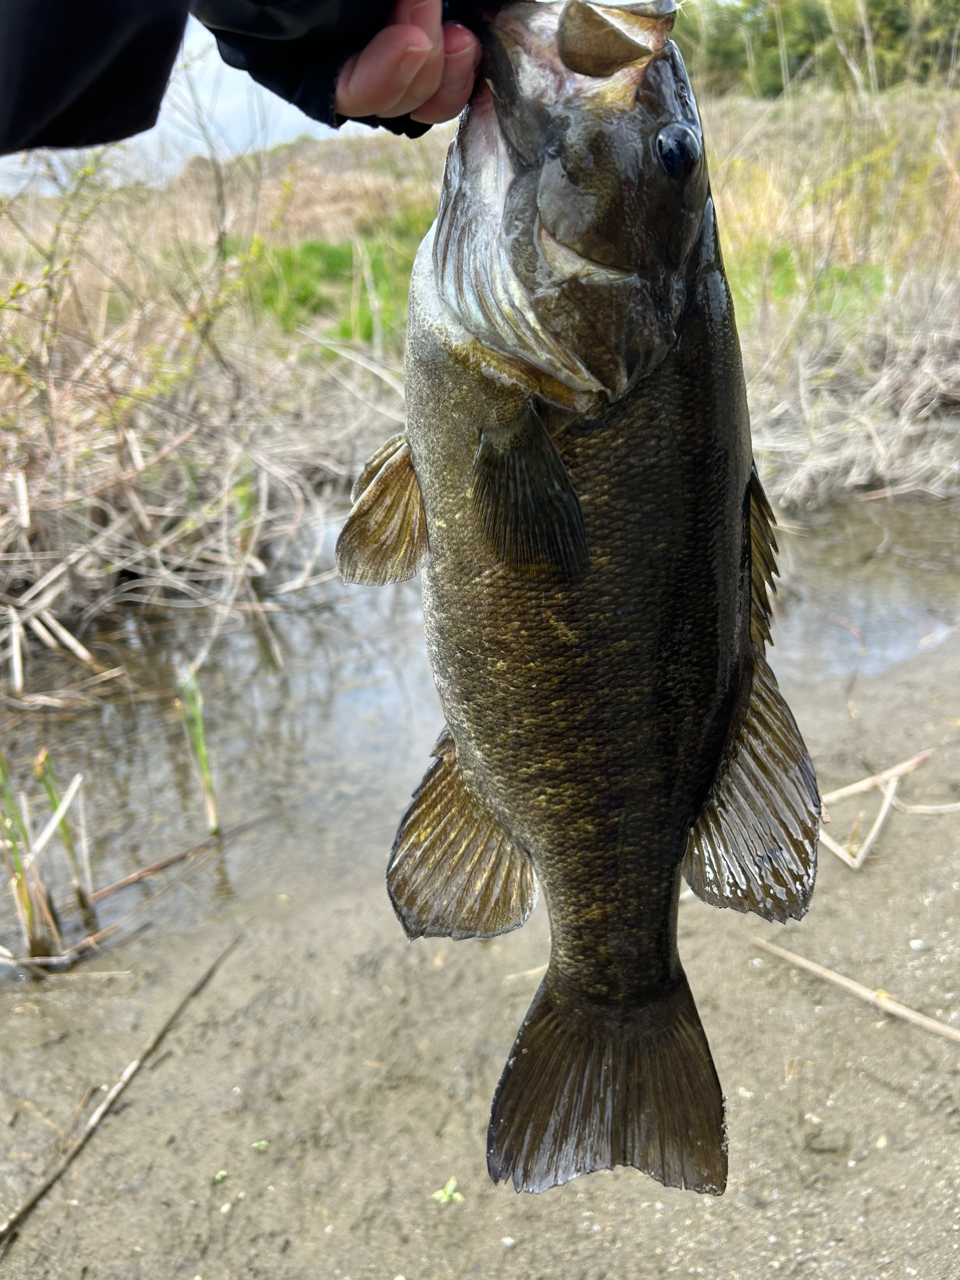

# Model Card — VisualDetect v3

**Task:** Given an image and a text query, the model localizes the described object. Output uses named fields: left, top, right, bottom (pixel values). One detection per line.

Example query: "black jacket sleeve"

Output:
left=193, top=0, right=506, bottom=139
left=192, top=0, right=427, bottom=138
left=0, top=0, right=504, bottom=156
left=0, top=0, right=190, bottom=155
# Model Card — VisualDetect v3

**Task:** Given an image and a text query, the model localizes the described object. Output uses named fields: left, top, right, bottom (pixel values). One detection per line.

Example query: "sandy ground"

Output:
left=2, top=514, right=960, bottom=1279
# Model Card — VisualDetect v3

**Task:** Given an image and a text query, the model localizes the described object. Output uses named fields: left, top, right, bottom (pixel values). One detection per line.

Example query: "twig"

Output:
left=820, top=749, right=934, bottom=804
left=821, top=775, right=899, bottom=869
left=306, top=336, right=406, bottom=399
left=892, top=798, right=960, bottom=815
left=90, top=809, right=275, bottom=902
left=501, top=963, right=547, bottom=986
left=36, top=612, right=100, bottom=671
left=0, top=839, right=226, bottom=970
left=0, top=935, right=241, bottom=1246
left=754, top=938, right=960, bottom=1046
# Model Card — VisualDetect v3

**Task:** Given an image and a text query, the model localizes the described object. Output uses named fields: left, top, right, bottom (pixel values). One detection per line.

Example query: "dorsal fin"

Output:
left=387, top=729, right=538, bottom=940
left=336, top=436, right=427, bottom=585
left=749, top=464, right=778, bottom=651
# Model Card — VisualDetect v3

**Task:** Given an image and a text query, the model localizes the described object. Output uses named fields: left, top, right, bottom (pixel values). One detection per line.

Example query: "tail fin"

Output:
left=487, top=970, right=726, bottom=1195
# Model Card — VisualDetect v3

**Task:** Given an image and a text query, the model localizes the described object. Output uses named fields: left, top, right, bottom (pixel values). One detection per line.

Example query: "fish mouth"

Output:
left=480, top=2, right=702, bottom=273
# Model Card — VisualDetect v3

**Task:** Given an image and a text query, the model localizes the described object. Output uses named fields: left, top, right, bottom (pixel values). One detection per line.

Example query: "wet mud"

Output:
left=2, top=500, right=959, bottom=1279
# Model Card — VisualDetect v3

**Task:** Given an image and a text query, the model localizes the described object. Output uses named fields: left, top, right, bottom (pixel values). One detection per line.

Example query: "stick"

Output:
left=36, top=612, right=100, bottom=671
left=0, top=935, right=241, bottom=1245
left=820, top=750, right=934, bottom=804
left=754, top=938, right=960, bottom=1046
left=8, top=608, right=24, bottom=694
left=90, top=809, right=275, bottom=902
left=893, top=798, right=960, bottom=816
left=821, top=775, right=898, bottom=870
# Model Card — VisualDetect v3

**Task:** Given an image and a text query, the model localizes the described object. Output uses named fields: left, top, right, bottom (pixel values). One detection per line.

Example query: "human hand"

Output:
left=334, top=0, right=482, bottom=125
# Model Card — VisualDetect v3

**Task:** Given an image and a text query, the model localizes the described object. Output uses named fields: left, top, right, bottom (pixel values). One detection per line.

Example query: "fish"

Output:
left=336, top=0, right=819, bottom=1196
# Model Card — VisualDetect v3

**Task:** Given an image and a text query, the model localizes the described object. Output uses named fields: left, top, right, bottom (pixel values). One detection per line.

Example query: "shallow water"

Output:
left=2, top=498, right=960, bottom=1280
left=2, top=498, right=958, bottom=959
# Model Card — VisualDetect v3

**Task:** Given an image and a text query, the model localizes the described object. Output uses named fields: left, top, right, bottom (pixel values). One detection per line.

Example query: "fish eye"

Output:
left=655, top=123, right=701, bottom=181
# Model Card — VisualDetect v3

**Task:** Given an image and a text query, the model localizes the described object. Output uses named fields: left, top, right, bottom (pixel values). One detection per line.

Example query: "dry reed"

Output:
left=705, top=89, right=960, bottom=505
left=1, top=88, right=958, bottom=700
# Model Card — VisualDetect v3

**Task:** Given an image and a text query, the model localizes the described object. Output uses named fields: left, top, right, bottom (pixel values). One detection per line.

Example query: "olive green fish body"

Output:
left=337, top=0, right=819, bottom=1197
left=409, top=241, right=750, bottom=1002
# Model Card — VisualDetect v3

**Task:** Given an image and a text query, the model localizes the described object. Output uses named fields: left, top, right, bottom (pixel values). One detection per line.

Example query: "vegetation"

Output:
left=0, top=48, right=958, bottom=703
left=676, top=0, right=960, bottom=96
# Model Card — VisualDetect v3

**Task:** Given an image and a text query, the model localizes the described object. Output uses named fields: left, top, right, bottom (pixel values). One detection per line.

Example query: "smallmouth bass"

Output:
left=337, top=0, right=819, bottom=1195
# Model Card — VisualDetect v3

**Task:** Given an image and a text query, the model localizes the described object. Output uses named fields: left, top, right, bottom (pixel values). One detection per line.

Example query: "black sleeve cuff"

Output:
left=212, top=27, right=432, bottom=138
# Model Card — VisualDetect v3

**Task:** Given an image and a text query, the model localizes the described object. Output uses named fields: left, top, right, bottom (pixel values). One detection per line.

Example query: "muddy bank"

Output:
left=1, top=500, right=959, bottom=1279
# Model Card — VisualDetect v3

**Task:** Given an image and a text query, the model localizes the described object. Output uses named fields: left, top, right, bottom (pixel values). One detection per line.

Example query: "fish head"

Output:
left=486, top=0, right=705, bottom=274
left=432, top=0, right=711, bottom=403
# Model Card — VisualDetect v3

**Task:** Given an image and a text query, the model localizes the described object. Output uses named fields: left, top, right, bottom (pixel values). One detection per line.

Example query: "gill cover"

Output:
left=433, top=0, right=707, bottom=403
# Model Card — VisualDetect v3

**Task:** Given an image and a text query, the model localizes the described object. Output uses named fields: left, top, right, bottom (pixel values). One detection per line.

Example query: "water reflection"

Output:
left=775, top=497, right=960, bottom=680
left=2, top=499, right=958, bottom=961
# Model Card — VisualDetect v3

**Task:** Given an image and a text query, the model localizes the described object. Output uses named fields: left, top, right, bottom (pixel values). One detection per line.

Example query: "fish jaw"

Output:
left=433, top=3, right=709, bottom=402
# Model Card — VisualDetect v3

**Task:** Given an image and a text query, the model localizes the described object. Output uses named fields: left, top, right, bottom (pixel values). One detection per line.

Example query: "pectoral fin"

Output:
left=336, top=436, right=427, bottom=585
left=682, top=647, right=819, bottom=923
left=387, top=729, right=537, bottom=940
left=471, top=401, right=589, bottom=581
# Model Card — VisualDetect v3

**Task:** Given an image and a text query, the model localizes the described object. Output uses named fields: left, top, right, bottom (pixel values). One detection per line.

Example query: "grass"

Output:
left=703, top=87, right=960, bottom=504
left=176, top=669, right=220, bottom=836
left=237, top=204, right=434, bottom=342
left=0, top=87, right=958, bottom=705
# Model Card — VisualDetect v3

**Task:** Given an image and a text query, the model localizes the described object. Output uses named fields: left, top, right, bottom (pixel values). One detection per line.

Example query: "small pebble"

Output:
left=910, top=939, right=925, bottom=950
left=502, top=1237, right=516, bottom=1249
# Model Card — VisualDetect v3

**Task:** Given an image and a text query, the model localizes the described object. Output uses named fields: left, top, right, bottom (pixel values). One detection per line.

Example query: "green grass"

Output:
left=235, top=204, right=435, bottom=343
left=728, top=240, right=887, bottom=325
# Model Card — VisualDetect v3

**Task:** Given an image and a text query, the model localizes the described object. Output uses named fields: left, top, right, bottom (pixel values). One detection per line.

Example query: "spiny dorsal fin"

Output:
left=336, top=436, right=427, bottom=585
left=750, top=464, right=779, bottom=650
left=471, top=401, right=589, bottom=581
left=387, top=728, right=537, bottom=940
left=682, top=646, right=819, bottom=923
left=488, top=970, right=726, bottom=1195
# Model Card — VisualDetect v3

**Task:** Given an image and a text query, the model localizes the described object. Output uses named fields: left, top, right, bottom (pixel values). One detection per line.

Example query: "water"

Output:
left=3, top=499, right=960, bottom=1279
left=2, top=498, right=958, bottom=962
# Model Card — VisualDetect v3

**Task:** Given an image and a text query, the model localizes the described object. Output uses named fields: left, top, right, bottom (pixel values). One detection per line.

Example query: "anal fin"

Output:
left=488, top=969, right=726, bottom=1194
left=682, top=646, right=820, bottom=923
left=471, top=401, right=589, bottom=582
left=387, top=729, right=537, bottom=940
left=336, top=435, right=427, bottom=585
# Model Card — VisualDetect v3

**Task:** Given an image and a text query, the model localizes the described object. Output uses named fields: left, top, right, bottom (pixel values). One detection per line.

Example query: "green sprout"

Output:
left=250, top=1140, right=269, bottom=1153
left=0, top=747, right=34, bottom=945
left=431, top=1178, right=464, bottom=1205
left=176, top=669, right=220, bottom=836
left=213, top=1170, right=228, bottom=1184
left=34, top=748, right=97, bottom=931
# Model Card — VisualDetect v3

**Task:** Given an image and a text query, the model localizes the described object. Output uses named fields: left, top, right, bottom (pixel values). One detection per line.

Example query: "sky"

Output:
left=0, top=18, right=340, bottom=191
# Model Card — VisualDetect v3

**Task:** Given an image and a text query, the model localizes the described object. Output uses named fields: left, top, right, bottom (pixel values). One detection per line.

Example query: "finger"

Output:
left=380, top=0, right=447, bottom=118
left=410, top=24, right=481, bottom=125
left=334, top=25, right=432, bottom=118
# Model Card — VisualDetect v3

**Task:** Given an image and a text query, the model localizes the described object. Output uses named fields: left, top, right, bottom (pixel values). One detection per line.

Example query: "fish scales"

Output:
left=337, top=0, right=819, bottom=1196
left=410, top=306, right=748, bottom=992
